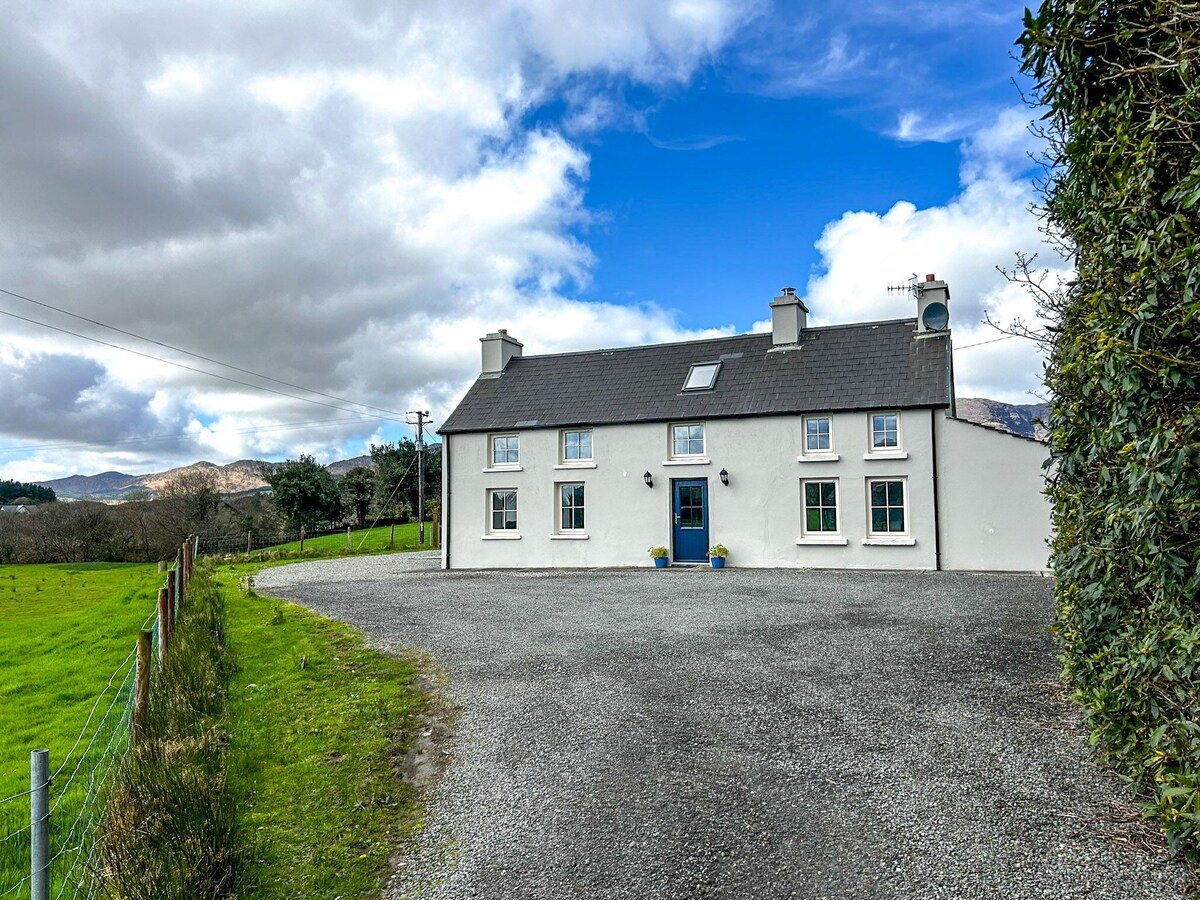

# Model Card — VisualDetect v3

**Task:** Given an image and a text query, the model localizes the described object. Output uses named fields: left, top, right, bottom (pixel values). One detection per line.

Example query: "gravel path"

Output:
left=258, top=557, right=1192, bottom=899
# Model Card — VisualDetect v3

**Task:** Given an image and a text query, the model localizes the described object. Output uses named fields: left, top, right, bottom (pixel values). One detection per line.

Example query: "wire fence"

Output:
left=197, top=523, right=349, bottom=556
left=0, top=540, right=194, bottom=899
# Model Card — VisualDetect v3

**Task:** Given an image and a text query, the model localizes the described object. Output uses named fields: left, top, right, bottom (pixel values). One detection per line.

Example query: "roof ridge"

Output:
left=509, top=317, right=919, bottom=363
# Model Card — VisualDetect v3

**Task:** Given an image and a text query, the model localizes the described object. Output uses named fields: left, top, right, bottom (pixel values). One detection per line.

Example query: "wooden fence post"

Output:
left=247, top=530, right=252, bottom=553
left=300, top=526, right=305, bottom=552
left=432, top=511, right=440, bottom=548
left=347, top=525, right=352, bottom=550
left=133, top=630, right=152, bottom=744
left=157, top=588, right=170, bottom=660
left=176, top=551, right=183, bottom=604
left=389, top=523, right=395, bottom=549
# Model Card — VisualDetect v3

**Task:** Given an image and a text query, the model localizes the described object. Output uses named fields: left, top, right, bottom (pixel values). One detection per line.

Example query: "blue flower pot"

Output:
left=654, top=556, right=668, bottom=568
left=710, top=557, right=725, bottom=569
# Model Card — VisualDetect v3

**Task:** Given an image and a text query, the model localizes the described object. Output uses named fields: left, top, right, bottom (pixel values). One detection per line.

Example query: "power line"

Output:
left=0, top=286, right=411, bottom=420
left=0, top=305, right=408, bottom=422
left=954, top=333, right=1022, bottom=350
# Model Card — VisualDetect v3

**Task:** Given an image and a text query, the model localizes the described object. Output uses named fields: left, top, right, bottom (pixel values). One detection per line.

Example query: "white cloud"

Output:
left=0, top=0, right=761, bottom=479
left=800, top=106, right=1068, bottom=404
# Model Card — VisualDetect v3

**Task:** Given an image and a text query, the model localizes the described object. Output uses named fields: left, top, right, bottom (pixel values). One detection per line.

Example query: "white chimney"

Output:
left=916, top=274, right=951, bottom=335
left=770, top=287, right=807, bottom=345
left=480, top=329, right=523, bottom=376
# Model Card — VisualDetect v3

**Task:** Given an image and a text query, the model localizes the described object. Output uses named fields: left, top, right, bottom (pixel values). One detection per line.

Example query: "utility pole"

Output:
left=407, top=410, right=431, bottom=545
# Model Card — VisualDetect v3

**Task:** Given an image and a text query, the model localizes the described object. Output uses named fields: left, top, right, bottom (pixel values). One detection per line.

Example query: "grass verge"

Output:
left=216, top=563, right=429, bottom=898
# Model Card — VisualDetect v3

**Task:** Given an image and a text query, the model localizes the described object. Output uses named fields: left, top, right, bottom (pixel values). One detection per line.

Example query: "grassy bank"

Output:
left=94, top=562, right=241, bottom=898
left=217, top=564, right=428, bottom=897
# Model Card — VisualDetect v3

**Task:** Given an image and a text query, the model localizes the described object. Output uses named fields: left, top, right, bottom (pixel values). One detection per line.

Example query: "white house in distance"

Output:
left=438, top=276, right=1052, bottom=572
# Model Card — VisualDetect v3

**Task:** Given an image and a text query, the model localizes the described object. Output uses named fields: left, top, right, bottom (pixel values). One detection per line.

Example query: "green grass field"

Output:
left=0, top=563, right=163, bottom=894
left=225, top=523, right=437, bottom=560
left=0, top=554, right=429, bottom=899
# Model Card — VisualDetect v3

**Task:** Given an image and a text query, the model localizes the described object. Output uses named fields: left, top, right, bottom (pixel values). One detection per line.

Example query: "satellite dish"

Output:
left=922, top=301, right=949, bottom=332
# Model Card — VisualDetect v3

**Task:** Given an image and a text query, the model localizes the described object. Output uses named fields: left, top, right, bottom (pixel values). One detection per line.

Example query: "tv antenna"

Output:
left=885, top=274, right=920, bottom=298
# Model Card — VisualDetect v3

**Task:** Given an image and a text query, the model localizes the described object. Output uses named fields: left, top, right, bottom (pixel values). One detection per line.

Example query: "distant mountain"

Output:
left=36, top=447, right=441, bottom=501
left=326, top=455, right=373, bottom=477
left=956, top=398, right=1050, bottom=441
left=36, top=471, right=142, bottom=498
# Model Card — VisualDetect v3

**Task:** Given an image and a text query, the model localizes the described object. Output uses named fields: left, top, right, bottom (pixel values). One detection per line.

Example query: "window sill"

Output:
left=550, top=533, right=589, bottom=540
left=795, top=536, right=848, bottom=546
left=797, top=454, right=840, bottom=463
left=553, top=462, right=597, bottom=470
left=482, top=466, right=523, bottom=473
left=482, top=533, right=521, bottom=540
left=863, top=452, right=908, bottom=461
left=862, top=537, right=916, bottom=546
left=661, top=458, right=711, bottom=466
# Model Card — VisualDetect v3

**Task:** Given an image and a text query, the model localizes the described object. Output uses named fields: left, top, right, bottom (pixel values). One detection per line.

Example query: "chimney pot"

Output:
left=926, top=274, right=936, bottom=282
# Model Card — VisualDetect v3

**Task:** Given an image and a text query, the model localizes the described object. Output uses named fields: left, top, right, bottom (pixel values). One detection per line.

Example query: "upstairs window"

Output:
left=804, top=416, right=833, bottom=454
left=561, top=429, right=593, bottom=463
left=490, top=433, right=520, bottom=467
left=671, top=423, right=706, bottom=458
left=870, top=413, right=900, bottom=451
left=682, top=362, right=721, bottom=392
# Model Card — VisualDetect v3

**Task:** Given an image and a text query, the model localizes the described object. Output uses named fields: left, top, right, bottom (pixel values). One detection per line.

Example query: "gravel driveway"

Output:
left=258, top=557, right=1192, bottom=899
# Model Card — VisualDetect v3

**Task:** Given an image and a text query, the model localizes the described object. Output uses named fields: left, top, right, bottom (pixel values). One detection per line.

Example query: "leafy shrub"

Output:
left=1019, top=1, right=1200, bottom=857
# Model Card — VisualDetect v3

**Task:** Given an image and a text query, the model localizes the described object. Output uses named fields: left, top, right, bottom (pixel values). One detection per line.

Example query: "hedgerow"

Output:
left=1018, top=0, right=1200, bottom=857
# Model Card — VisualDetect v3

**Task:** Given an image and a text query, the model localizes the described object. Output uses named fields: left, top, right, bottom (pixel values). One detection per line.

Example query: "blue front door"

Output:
left=672, top=479, right=709, bottom=562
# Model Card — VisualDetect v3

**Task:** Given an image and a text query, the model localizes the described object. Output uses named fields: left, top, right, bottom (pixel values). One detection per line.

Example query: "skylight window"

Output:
left=682, top=362, right=721, bottom=392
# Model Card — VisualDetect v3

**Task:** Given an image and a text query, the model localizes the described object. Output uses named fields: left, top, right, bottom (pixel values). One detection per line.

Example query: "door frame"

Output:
left=670, top=477, right=710, bottom=563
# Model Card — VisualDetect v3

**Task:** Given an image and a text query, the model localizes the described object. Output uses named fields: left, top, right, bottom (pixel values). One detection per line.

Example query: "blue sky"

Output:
left=0, top=1, right=1064, bottom=480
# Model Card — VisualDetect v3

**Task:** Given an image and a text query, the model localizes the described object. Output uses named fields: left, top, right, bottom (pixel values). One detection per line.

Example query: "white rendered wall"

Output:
left=443, top=409, right=943, bottom=570
left=936, top=414, right=1052, bottom=572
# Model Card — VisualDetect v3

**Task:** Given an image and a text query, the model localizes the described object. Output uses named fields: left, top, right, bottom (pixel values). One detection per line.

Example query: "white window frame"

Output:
left=863, top=476, right=914, bottom=545
left=797, top=478, right=847, bottom=546
left=667, top=422, right=707, bottom=462
left=484, top=488, right=520, bottom=539
left=486, top=433, right=521, bottom=471
left=799, top=415, right=838, bottom=461
left=557, top=428, right=596, bottom=468
left=865, top=411, right=907, bottom=460
left=553, top=482, right=588, bottom=539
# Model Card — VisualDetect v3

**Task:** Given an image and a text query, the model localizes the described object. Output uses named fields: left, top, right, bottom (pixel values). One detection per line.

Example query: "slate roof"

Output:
left=439, top=318, right=951, bottom=434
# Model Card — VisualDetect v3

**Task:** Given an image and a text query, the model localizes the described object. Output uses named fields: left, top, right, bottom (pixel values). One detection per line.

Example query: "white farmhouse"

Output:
left=438, top=277, right=1051, bottom=572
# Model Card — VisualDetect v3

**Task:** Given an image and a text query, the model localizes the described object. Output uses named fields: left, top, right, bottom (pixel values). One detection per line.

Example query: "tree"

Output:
left=0, top=480, right=55, bottom=504
left=339, top=466, right=376, bottom=528
left=267, top=456, right=342, bottom=529
left=369, top=440, right=441, bottom=522
left=1019, top=1, right=1200, bottom=858
left=157, top=469, right=221, bottom=544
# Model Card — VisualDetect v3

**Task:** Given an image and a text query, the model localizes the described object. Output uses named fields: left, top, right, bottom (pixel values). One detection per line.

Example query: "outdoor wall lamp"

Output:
left=719, top=468, right=729, bottom=486
left=643, top=471, right=653, bottom=488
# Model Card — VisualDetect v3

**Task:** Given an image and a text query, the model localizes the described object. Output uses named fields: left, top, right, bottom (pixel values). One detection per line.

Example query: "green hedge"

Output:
left=1019, top=0, right=1200, bottom=856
